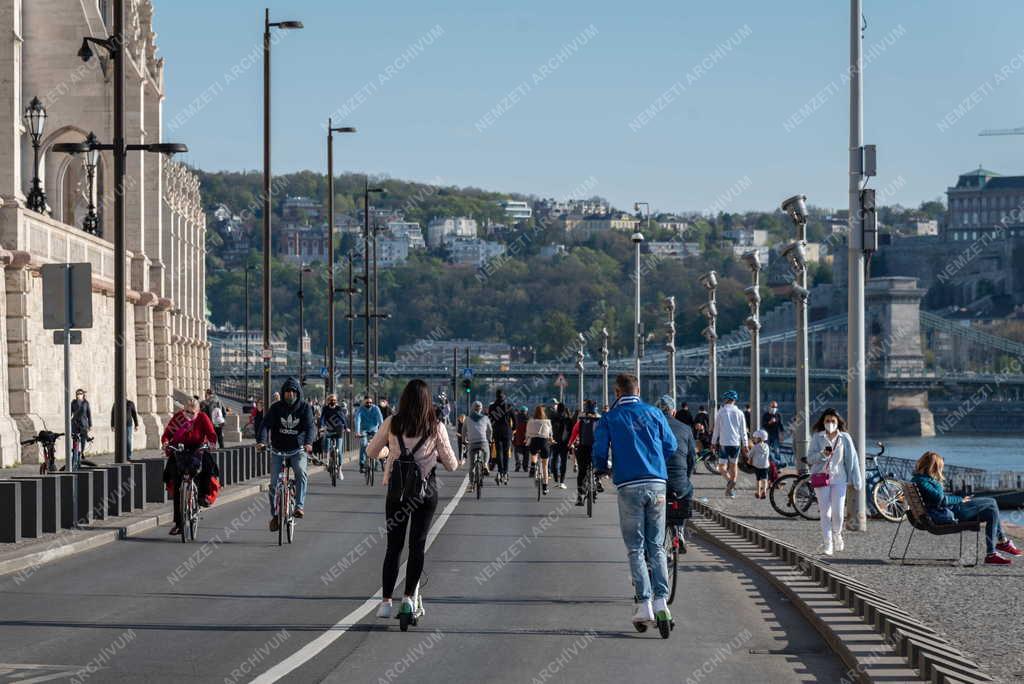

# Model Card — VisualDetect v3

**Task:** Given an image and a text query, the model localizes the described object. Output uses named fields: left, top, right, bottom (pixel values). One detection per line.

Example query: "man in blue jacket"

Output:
left=593, top=374, right=677, bottom=630
left=354, top=395, right=384, bottom=473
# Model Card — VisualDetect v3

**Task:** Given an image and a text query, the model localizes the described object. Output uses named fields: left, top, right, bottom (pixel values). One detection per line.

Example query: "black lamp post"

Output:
left=326, top=120, right=356, bottom=396
left=244, top=263, right=255, bottom=400
left=23, top=96, right=47, bottom=213
left=262, top=9, right=304, bottom=415
left=298, top=264, right=311, bottom=385
left=361, top=180, right=384, bottom=395
left=82, top=132, right=100, bottom=236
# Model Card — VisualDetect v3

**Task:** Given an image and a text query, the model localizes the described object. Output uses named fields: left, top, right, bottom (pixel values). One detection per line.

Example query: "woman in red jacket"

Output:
left=162, top=398, right=217, bottom=536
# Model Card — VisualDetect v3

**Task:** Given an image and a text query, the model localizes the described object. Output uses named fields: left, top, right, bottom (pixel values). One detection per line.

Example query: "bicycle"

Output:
left=664, top=499, right=689, bottom=605
left=695, top=446, right=719, bottom=474
left=769, top=471, right=803, bottom=518
left=535, top=455, right=544, bottom=501
left=324, top=433, right=342, bottom=487
left=21, top=431, right=64, bottom=474
left=865, top=443, right=906, bottom=522
left=585, top=467, right=597, bottom=518
left=67, top=433, right=97, bottom=470
left=167, top=443, right=204, bottom=543
left=272, top=448, right=302, bottom=546
left=469, top=445, right=487, bottom=500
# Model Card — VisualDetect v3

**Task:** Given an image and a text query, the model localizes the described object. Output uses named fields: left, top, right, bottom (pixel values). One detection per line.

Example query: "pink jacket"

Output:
left=366, top=416, right=459, bottom=485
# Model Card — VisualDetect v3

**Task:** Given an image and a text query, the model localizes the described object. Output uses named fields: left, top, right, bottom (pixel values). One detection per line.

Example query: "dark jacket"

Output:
left=319, top=404, right=348, bottom=435
left=664, top=415, right=696, bottom=501
left=692, top=411, right=710, bottom=434
left=911, top=474, right=963, bottom=508
left=762, top=410, right=783, bottom=440
left=552, top=408, right=572, bottom=445
left=675, top=408, right=693, bottom=426
left=111, top=400, right=139, bottom=429
left=487, top=399, right=515, bottom=441
left=258, top=378, right=316, bottom=452
left=71, top=398, right=92, bottom=433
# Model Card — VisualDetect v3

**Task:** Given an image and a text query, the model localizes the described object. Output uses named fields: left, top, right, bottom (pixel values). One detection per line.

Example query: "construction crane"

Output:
left=979, top=126, right=1024, bottom=136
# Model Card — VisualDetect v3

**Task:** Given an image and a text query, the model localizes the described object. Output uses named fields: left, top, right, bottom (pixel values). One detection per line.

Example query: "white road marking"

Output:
left=252, top=473, right=470, bottom=683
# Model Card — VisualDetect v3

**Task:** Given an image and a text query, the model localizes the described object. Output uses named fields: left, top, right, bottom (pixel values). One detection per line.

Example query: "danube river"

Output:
left=875, top=434, right=1022, bottom=472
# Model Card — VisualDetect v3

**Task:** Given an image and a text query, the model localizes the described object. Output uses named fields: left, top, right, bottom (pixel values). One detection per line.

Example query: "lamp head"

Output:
left=698, top=270, right=718, bottom=290
left=23, top=97, right=47, bottom=139
left=781, top=194, right=809, bottom=225
left=741, top=250, right=761, bottom=272
left=744, top=285, right=761, bottom=306
left=701, top=326, right=717, bottom=342
left=148, top=143, right=189, bottom=155
left=630, top=232, right=644, bottom=244
left=663, top=295, right=675, bottom=312
left=698, top=301, right=718, bottom=319
left=77, top=39, right=94, bottom=62
left=52, top=141, right=91, bottom=154
left=788, top=282, right=809, bottom=302
left=277, top=20, right=304, bottom=29
left=744, top=315, right=761, bottom=332
left=781, top=240, right=807, bottom=271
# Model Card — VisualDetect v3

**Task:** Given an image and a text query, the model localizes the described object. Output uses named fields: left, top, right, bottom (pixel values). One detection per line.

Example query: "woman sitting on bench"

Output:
left=912, top=451, right=1021, bottom=566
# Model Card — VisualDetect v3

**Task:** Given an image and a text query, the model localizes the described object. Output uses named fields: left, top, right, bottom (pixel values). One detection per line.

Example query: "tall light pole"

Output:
left=848, top=0, right=877, bottom=531
left=326, top=120, right=356, bottom=395
left=576, top=332, right=586, bottom=411
left=699, top=271, right=718, bottom=428
left=743, top=251, right=762, bottom=432
left=67, top=13, right=188, bottom=464
left=782, top=195, right=810, bottom=474
left=244, top=263, right=255, bottom=400
left=361, top=179, right=384, bottom=395
left=599, top=327, right=609, bottom=409
left=631, top=231, right=644, bottom=386
left=23, top=97, right=48, bottom=214
left=664, top=296, right=677, bottom=409
left=297, top=264, right=311, bottom=385
left=262, top=9, right=303, bottom=413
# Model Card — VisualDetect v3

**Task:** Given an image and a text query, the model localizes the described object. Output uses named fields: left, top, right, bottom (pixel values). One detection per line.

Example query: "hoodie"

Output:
left=463, top=410, right=492, bottom=446
left=258, top=377, right=316, bottom=452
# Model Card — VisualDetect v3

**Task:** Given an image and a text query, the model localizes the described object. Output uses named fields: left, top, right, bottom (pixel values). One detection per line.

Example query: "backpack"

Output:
left=578, top=416, right=596, bottom=447
left=387, top=432, right=432, bottom=505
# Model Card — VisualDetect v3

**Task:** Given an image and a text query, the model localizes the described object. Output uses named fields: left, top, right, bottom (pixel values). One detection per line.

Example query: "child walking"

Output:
left=749, top=429, right=771, bottom=499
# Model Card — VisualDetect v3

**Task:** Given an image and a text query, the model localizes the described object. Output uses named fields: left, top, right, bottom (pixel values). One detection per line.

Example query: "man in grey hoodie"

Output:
left=464, top=401, right=493, bottom=473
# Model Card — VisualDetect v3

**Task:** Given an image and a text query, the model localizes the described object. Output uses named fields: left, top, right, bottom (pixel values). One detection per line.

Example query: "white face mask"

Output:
left=769, top=407, right=777, bottom=414
left=824, top=420, right=838, bottom=433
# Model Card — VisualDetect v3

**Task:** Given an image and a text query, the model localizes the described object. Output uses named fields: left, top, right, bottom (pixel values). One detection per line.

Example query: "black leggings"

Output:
left=575, top=445, right=593, bottom=496
left=382, top=485, right=439, bottom=599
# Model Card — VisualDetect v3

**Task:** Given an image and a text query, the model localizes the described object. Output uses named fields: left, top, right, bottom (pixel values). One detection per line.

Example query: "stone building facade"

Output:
left=0, top=0, right=208, bottom=465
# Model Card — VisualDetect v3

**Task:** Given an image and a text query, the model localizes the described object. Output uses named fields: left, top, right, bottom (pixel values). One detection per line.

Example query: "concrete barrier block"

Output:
left=97, top=466, right=123, bottom=517
left=13, top=476, right=58, bottom=534
left=82, top=469, right=107, bottom=521
left=141, top=459, right=167, bottom=504
left=0, top=481, right=21, bottom=542
left=13, top=479, right=42, bottom=539
left=130, top=462, right=146, bottom=510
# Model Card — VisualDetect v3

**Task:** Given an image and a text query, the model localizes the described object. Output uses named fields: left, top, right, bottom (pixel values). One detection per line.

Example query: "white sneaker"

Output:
left=653, top=597, right=671, bottom=622
left=376, top=601, right=392, bottom=618
left=558, top=482, right=567, bottom=490
left=822, top=539, right=834, bottom=556
left=632, top=600, right=654, bottom=626
left=834, top=534, right=845, bottom=552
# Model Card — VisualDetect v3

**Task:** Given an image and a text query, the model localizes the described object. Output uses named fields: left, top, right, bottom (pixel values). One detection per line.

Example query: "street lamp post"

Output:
left=782, top=194, right=810, bottom=474
left=576, top=333, right=585, bottom=411
left=631, top=231, right=644, bottom=386
left=699, top=271, right=718, bottom=428
left=66, top=10, right=189, bottom=464
left=361, top=180, right=384, bottom=396
left=344, top=252, right=357, bottom=407
left=325, top=120, right=356, bottom=395
left=82, top=133, right=100, bottom=236
left=23, top=96, right=47, bottom=214
left=298, top=264, right=311, bottom=385
left=262, top=9, right=304, bottom=414
left=244, top=264, right=255, bottom=400
left=743, top=251, right=762, bottom=432
left=664, top=296, right=676, bottom=409
left=600, top=327, right=609, bottom=409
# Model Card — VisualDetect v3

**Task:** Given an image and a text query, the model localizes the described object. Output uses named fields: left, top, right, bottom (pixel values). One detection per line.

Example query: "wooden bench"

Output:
left=888, top=481, right=980, bottom=567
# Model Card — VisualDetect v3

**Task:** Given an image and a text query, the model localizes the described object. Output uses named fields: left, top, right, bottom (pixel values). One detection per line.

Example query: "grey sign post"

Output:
left=42, top=263, right=92, bottom=526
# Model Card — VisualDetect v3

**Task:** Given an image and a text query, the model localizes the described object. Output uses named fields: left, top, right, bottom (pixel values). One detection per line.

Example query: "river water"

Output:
left=874, top=434, right=1023, bottom=472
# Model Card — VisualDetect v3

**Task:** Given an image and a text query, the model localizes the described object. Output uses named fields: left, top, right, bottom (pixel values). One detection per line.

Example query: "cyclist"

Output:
left=369, top=379, right=459, bottom=619
left=319, top=394, right=349, bottom=479
left=488, top=390, right=515, bottom=484
left=711, top=390, right=748, bottom=498
left=161, top=398, right=217, bottom=537
left=655, top=395, right=696, bottom=513
left=525, top=405, right=553, bottom=494
left=569, top=399, right=600, bottom=506
left=354, top=395, right=384, bottom=474
left=593, top=374, right=676, bottom=630
left=464, top=401, right=493, bottom=478
left=258, top=377, right=315, bottom=531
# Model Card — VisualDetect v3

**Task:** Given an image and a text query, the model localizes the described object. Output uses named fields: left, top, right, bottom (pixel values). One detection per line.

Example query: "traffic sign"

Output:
left=554, top=373, right=568, bottom=388
left=319, top=367, right=329, bottom=379
left=462, top=367, right=474, bottom=380
left=262, top=348, right=273, bottom=360
left=53, top=330, right=82, bottom=345
left=41, top=263, right=93, bottom=329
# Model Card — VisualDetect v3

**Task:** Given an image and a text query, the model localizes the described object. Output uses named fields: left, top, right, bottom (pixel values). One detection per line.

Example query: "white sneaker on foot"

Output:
left=822, top=539, right=834, bottom=556
left=653, top=597, right=671, bottom=622
left=558, top=482, right=567, bottom=490
left=834, top=533, right=845, bottom=552
left=632, top=600, right=654, bottom=625
left=376, top=600, right=392, bottom=618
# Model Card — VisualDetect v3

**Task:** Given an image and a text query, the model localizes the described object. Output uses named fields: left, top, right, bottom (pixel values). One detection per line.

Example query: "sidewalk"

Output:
left=693, top=468, right=1024, bottom=683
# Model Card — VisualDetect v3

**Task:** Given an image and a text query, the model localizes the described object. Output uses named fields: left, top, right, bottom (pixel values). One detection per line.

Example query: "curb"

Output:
left=692, top=500, right=993, bottom=684
left=0, top=449, right=356, bottom=581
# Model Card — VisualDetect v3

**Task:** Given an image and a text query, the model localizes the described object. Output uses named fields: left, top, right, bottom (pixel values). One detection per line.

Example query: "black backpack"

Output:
left=387, top=433, right=433, bottom=505
left=578, top=416, right=597, bottom=447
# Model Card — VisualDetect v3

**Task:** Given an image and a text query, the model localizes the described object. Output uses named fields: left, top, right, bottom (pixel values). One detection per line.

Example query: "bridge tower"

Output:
left=865, top=277, right=935, bottom=437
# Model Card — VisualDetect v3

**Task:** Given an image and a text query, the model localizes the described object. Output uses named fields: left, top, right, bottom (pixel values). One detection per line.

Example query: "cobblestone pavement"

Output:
left=693, top=468, right=1024, bottom=683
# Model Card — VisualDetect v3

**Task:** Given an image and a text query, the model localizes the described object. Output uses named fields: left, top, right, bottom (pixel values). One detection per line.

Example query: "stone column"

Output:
left=134, top=290, right=163, bottom=447
left=0, top=1, right=22, bottom=206
left=0, top=249, right=23, bottom=465
left=4, top=250, right=41, bottom=463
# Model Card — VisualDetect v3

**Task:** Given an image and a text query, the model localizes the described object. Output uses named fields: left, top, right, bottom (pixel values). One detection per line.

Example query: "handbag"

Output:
left=809, top=472, right=831, bottom=488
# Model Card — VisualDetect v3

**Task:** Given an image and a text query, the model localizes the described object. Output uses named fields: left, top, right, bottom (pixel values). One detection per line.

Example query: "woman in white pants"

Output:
left=808, top=408, right=863, bottom=556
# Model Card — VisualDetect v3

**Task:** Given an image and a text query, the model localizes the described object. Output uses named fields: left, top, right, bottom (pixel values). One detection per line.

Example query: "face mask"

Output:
left=285, top=394, right=297, bottom=406
left=769, top=407, right=777, bottom=414
left=824, top=421, right=838, bottom=433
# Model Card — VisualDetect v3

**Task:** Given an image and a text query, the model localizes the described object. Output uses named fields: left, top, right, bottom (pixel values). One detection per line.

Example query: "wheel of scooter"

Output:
left=633, top=622, right=648, bottom=633
left=398, top=613, right=411, bottom=632
left=657, top=618, right=671, bottom=639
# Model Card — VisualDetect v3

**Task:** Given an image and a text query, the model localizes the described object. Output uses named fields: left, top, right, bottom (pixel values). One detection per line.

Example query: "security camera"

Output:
left=744, top=315, right=761, bottom=332
left=781, top=240, right=807, bottom=271
left=701, top=326, right=718, bottom=341
left=741, top=250, right=761, bottom=272
left=781, top=194, right=808, bottom=225
left=698, top=301, right=718, bottom=319
left=698, top=271, right=718, bottom=290
left=744, top=286, right=761, bottom=306
left=788, top=282, right=809, bottom=301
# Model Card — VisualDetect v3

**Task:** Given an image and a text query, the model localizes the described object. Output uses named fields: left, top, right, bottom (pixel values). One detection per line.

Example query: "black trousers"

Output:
left=493, top=438, right=511, bottom=475
left=575, top=444, right=593, bottom=496
left=513, top=444, right=528, bottom=469
left=382, top=485, right=439, bottom=599
left=215, top=426, right=225, bottom=449
left=550, top=443, right=569, bottom=482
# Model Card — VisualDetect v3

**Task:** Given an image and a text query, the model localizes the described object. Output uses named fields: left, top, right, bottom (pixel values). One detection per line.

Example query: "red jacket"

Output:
left=162, top=410, right=217, bottom=450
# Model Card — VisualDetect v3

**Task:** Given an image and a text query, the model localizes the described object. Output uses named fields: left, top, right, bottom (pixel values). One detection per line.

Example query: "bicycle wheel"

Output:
left=277, top=482, right=287, bottom=546
left=587, top=470, right=594, bottom=518
left=287, top=482, right=296, bottom=544
left=536, top=472, right=542, bottom=501
left=330, top=451, right=338, bottom=487
left=475, top=461, right=483, bottom=499
left=769, top=474, right=801, bottom=518
left=792, top=477, right=820, bottom=521
left=701, top=450, right=719, bottom=474
left=872, top=478, right=906, bottom=522
left=665, top=524, right=678, bottom=605
left=179, top=481, right=190, bottom=543
left=188, top=481, right=199, bottom=542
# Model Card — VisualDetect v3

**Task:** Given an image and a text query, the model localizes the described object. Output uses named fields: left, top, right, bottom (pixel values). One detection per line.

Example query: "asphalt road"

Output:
left=0, top=458, right=847, bottom=683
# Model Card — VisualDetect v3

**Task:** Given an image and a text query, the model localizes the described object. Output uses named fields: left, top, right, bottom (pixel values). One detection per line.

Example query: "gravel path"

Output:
left=693, top=468, right=1024, bottom=683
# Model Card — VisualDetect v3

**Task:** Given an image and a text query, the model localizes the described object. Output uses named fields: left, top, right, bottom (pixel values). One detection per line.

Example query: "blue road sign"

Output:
left=462, top=368, right=474, bottom=379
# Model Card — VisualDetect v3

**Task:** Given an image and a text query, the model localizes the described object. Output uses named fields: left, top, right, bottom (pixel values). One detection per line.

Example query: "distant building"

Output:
left=209, top=327, right=289, bottom=370
left=281, top=196, right=322, bottom=225
left=427, top=216, right=478, bottom=247
left=568, top=213, right=640, bottom=238
left=946, top=167, right=1024, bottom=241
left=723, top=227, right=768, bottom=247
left=502, top=200, right=532, bottom=221
left=658, top=217, right=690, bottom=234
left=908, top=219, right=939, bottom=236
left=539, top=244, right=567, bottom=259
left=278, top=224, right=327, bottom=264
left=446, top=237, right=506, bottom=267
left=378, top=235, right=411, bottom=268
left=645, top=241, right=686, bottom=262
left=387, top=220, right=426, bottom=249
left=395, top=338, right=511, bottom=366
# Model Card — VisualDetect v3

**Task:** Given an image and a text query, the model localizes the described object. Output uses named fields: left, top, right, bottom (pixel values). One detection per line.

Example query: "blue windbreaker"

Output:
left=592, top=396, right=677, bottom=487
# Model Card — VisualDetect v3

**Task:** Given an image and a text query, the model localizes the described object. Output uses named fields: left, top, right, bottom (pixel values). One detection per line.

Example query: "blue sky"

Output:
left=155, top=1, right=1024, bottom=214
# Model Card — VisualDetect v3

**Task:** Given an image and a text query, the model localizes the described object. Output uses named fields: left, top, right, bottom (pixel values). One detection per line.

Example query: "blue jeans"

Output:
left=952, top=497, right=1004, bottom=554
left=324, top=434, right=343, bottom=460
left=126, top=428, right=134, bottom=460
left=617, top=481, right=670, bottom=602
left=269, top=449, right=308, bottom=514
left=359, top=432, right=376, bottom=468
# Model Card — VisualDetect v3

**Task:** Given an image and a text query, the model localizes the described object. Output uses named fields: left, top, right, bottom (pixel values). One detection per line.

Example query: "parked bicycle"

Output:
left=21, top=430, right=64, bottom=474
left=865, top=443, right=906, bottom=522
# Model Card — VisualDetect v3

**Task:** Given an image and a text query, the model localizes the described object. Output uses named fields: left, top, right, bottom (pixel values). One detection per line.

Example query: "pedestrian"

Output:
left=675, top=401, right=693, bottom=426
left=110, top=398, right=140, bottom=460
left=912, top=451, right=1021, bottom=565
left=711, top=390, right=748, bottom=498
left=749, top=429, right=771, bottom=499
left=692, top=406, right=710, bottom=448
left=550, top=402, right=572, bottom=489
left=250, top=399, right=264, bottom=442
left=743, top=403, right=752, bottom=433
left=593, top=374, right=676, bottom=630
left=488, top=389, right=514, bottom=484
left=512, top=405, right=529, bottom=472
left=379, top=398, right=392, bottom=419
left=370, top=378, right=459, bottom=620
left=70, top=388, right=92, bottom=469
left=762, top=400, right=784, bottom=466
left=808, top=408, right=864, bottom=556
